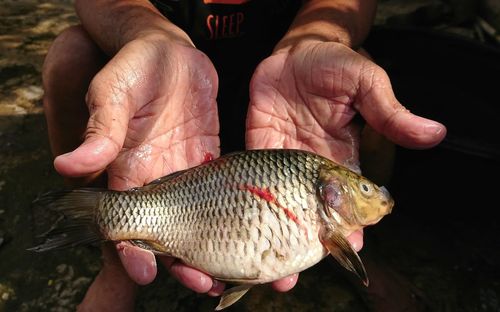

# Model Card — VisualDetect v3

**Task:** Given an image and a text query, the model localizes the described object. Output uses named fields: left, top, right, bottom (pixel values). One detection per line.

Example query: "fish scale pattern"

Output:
left=96, top=150, right=333, bottom=282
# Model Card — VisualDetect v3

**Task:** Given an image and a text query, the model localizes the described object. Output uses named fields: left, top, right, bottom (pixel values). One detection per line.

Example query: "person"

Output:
left=41, top=0, right=446, bottom=310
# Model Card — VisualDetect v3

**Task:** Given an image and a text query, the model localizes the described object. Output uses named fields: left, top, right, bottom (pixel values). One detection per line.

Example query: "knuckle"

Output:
left=87, top=63, right=135, bottom=113
left=361, top=62, right=388, bottom=91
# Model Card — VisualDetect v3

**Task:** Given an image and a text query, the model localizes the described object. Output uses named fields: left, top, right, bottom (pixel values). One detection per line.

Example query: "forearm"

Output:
left=274, top=0, right=377, bottom=52
left=74, top=0, right=193, bottom=55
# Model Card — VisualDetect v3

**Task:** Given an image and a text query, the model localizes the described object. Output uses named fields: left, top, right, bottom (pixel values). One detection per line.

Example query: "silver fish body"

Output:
left=100, top=149, right=327, bottom=283
left=32, top=149, right=394, bottom=309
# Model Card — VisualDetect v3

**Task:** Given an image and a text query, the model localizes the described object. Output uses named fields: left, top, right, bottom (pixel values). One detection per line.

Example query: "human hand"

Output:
left=247, top=40, right=446, bottom=153
left=52, top=33, right=225, bottom=298
left=246, top=40, right=446, bottom=288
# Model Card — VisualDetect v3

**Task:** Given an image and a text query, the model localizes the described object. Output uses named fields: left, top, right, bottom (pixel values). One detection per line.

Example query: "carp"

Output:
left=31, top=149, right=393, bottom=309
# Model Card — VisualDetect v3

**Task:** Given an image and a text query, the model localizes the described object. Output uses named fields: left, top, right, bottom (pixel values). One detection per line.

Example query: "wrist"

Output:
left=273, top=0, right=376, bottom=54
left=122, top=25, right=195, bottom=52
left=115, top=11, right=194, bottom=51
left=75, top=0, right=194, bottom=55
left=273, top=26, right=350, bottom=55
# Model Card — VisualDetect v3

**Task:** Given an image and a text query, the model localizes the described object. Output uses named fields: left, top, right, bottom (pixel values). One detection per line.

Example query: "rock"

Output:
left=16, top=85, right=44, bottom=102
left=0, top=0, right=77, bottom=116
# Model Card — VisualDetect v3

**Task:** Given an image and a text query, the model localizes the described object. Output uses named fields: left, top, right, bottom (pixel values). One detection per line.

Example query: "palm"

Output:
left=90, top=42, right=220, bottom=190
left=58, top=40, right=224, bottom=299
left=247, top=41, right=375, bottom=169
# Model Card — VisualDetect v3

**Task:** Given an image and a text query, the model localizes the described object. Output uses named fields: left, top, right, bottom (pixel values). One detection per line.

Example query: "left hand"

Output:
left=246, top=40, right=446, bottom=290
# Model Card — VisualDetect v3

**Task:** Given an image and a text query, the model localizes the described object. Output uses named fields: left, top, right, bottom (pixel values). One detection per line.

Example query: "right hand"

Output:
left=53, top=32, right=225, bottom=295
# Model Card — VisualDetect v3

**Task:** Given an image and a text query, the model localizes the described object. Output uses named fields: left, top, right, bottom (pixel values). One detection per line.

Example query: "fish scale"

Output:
left=99, top=150, right=324, bottom=281
left=31, top=149, right=393, bottom=310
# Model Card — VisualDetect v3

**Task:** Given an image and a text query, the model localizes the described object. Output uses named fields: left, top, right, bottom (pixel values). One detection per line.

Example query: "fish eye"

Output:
left=359, top=182, right=373, bottom=197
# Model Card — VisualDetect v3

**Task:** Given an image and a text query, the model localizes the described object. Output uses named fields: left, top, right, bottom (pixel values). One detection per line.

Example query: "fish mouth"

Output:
left=380, top=186, right=394, bottom=214
left=380, top=186, right=391, bottom=199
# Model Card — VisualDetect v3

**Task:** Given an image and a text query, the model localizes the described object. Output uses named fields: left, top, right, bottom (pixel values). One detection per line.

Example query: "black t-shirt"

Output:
left=150, top=0, right=301, bottom=152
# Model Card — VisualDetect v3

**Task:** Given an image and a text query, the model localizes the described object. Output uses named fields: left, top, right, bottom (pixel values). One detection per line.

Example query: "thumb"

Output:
left=54, top=67, right=132, bottom=177
left=355, top=65, right=446, bottom=149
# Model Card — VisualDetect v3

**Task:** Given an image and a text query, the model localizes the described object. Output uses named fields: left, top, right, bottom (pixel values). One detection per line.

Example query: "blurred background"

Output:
left=0, top=0, right=499, bottom=311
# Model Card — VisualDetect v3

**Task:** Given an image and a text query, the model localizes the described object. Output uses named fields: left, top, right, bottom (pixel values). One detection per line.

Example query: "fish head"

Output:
left=318, top=164, right=394, bottom=230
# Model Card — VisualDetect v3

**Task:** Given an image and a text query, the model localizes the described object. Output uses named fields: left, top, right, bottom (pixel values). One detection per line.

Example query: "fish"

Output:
left=30, top=149, right=394, bottom=310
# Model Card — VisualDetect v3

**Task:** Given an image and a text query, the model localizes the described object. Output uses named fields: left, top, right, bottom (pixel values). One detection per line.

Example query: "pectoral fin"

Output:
left=216, top=284, right=253, bottom=310
left=320, top=228, right=369, bottom=286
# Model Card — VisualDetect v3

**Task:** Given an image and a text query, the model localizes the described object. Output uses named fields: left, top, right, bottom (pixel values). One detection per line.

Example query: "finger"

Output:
left=271, top=273, right=299, bottom=292
left=355, top=65, right=446, bottom=149
left=159, top=257, right=225, bottom=295
left=54, top=135, right=123, bottom=177
left=207, top=279, right=226, bottom=297
left=116, top=241, right=157, bottom=285
left=42, top=26, right=106, bottom=162
left=53, top=55, right=137, bottom=177
left=346, top=229, right=364, bottom=252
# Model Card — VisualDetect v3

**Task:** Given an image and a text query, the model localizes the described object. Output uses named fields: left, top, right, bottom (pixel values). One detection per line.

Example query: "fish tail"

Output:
left=29, top=188, right=105, bottom=252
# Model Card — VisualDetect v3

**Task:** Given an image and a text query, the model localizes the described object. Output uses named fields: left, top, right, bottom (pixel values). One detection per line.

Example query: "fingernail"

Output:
left=424, top=123, right=444, bottom=136
left=207, top=279, right=219, bottom=297
left=208, top=279, right=225, bottom=297
left=351, top=240, right=360, bottom=252
left=57, top=151, right=73, bottom=159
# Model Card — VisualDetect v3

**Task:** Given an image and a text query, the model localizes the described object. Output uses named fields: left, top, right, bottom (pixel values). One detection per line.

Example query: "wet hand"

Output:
left=247, top=40, right=446, bottom=155
left=246, top=40, right=446, bottom=289
left=53, top=36, right=220, bottom=186
left=51, top=34, right=225, bottom=295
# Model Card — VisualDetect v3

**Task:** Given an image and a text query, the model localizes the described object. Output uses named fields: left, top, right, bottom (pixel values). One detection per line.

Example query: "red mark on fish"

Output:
left=240, top=184, right=308, bottom=236
left=244, top=185, right=275, bottom=203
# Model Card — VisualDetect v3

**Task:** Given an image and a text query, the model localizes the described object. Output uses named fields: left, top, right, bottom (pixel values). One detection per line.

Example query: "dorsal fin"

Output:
left=129, top=169, right=189, bottom=192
